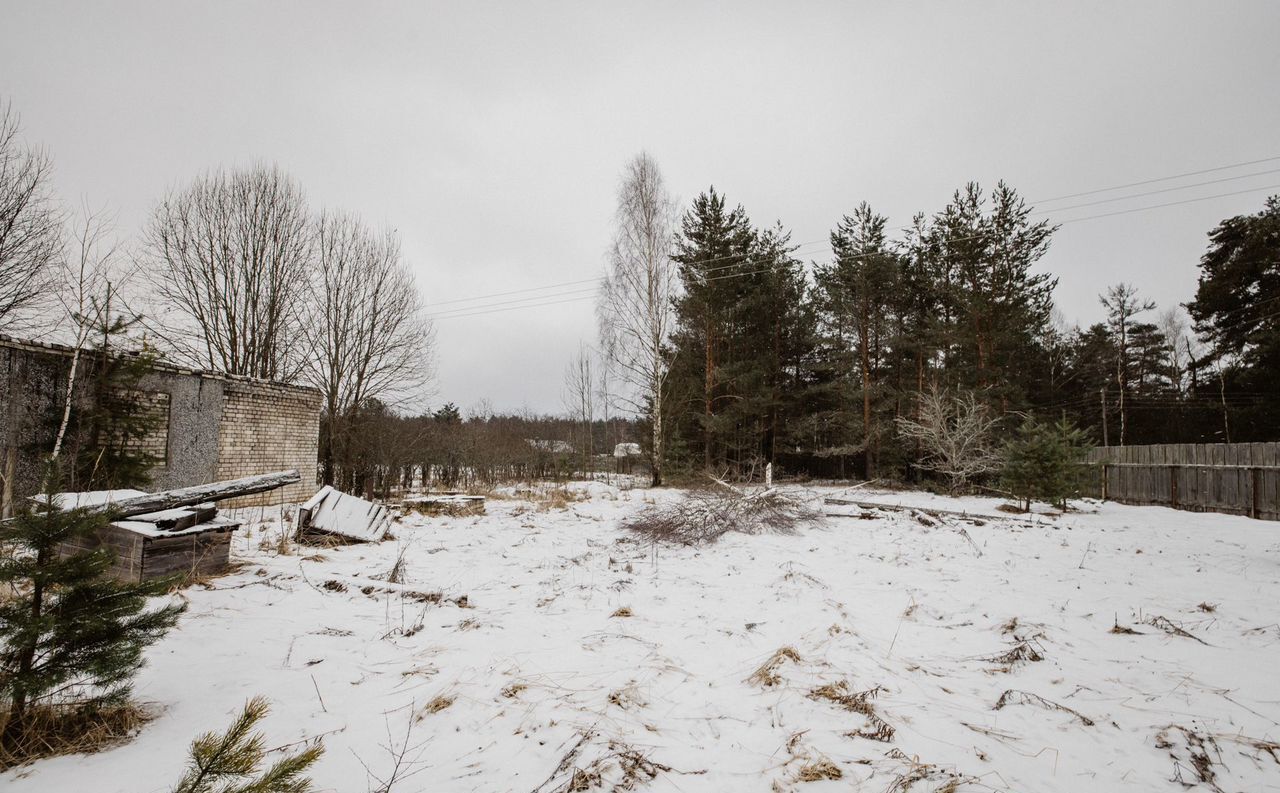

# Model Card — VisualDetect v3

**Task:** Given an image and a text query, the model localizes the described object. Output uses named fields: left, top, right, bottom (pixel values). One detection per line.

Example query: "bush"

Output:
left=1001, top=417, right=1092, bottom=511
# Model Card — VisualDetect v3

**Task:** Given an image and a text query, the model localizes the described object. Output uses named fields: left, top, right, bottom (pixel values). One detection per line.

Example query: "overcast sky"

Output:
left=3, top=2, right=1278, bottom=414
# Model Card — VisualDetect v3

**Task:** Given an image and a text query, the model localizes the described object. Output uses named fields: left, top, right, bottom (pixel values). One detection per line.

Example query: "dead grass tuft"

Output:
left=0, top=701, right=154, bottom=770
left=501, top=683, right=527, bottom=699
left=984, top=639, right=1044, bottom=669
left=994, top=689, right=1094, bottom=726
left=810, top=681, right=896, bottom=742
left=610, top=606, right=633, bottom=618
left=1146, top=615, right=1209, bottom=645
left=418, top=694, right=455, bottom=718
left=1109, top=616, right=1142, bottom=635
left=796, top=758, right=843, bottom=782
left=748, top=646, right=801, bottom=688
left=1196, top=602, right=1218, bottom=613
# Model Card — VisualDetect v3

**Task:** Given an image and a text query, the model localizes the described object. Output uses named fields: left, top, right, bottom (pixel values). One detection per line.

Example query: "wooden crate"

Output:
left=60, top=519, right=239, bottom=584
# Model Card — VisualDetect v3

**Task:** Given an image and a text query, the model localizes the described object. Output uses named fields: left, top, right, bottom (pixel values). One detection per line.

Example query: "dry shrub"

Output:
left=625, top=485, right=820, bottom=545
left=0, top=701, right=152, bottom=770
left=748, top=646, right=801, bottom=688
left=994, top=689, right=1094, bottom=726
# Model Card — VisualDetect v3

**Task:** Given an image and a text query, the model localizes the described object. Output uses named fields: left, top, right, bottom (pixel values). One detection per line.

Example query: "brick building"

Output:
left=0, top=334, right=321, bottom=516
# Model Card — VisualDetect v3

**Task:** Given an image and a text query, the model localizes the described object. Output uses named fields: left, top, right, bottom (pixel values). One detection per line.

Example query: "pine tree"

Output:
left=814, top=203, right=902, bottom=478
left=0, top=465, right=185, bottom=752
left=668, top=187, right=755, bottom=472
left=170, top=696, right=323, bottom=793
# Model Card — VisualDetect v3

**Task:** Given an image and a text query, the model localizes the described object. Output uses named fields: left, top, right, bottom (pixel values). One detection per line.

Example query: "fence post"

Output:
left=1252, top=467, right=1261, bottom=519
left=1101, top=463, right=1108, bottom=501
left=1170, top=465, right=1178, bottom=510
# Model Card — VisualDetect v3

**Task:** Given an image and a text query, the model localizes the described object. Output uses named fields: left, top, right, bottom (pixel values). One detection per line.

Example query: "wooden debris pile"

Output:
left=48, top=470, right=302, bottom=583
left=402, top=493, right=486, bottom=516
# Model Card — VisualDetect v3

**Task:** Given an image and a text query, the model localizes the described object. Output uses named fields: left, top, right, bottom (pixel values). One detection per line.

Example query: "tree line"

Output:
left=597, top=153, right=1280, bottom=485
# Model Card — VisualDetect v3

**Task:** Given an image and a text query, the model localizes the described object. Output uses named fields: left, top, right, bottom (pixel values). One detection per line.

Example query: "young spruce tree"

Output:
left=0, top=464, right=185, bottom=755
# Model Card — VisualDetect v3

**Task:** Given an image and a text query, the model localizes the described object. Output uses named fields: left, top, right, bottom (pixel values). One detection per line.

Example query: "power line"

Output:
left=1031, top=154, right=1280, bottom=204
left=1029, top=168, right=1280, bottom=214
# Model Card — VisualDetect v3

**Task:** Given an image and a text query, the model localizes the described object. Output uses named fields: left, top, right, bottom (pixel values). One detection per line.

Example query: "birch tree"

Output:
left=300, top=211, right=434, bottom=485
left=0, top=101, right=62, bottom=331
left=144, top=165, right=312, bottom=380
left=597, top=153, right=678, bottom=486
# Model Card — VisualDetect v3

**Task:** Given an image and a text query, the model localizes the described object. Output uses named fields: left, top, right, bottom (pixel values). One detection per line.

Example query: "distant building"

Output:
left=0, top=334, right=320, bottom=517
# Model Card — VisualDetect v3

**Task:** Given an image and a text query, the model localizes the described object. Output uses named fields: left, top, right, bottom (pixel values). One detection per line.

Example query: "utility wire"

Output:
left=1031, top=154, right=1280, bottom=204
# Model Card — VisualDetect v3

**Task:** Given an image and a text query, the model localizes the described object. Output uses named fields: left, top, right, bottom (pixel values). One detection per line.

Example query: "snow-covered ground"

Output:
left=8, top=483, right=1280, bottom=792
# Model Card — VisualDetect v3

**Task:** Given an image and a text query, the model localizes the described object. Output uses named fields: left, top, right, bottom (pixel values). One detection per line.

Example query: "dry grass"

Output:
left=607, top=683, right=645, bottom=710
left=795, top=758, right=843, bottom=781
left=747, top=646, right=801, bottom=688
left=994, top=689, right=1094, bottom=726
left=1146, top=615, right=1210, bottom=645
left=0, top=701, right=153, bottom=770
left=610, top=606, right=633, bottom=618
left=1109, top=615, right=1142, bottom=635
left=500, top=683, right=527, bottom=699
left=809, top=681, right=896, bottom=742
left=625, top=485, right=820, bottom=545
left=983, top=639, right=1044, bottom=670
left=418, top=693, right=455, bottom=718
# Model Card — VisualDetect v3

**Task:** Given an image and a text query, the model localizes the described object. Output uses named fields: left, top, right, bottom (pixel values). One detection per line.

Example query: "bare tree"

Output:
left=0, top=100, right=63, bottom=331
left=144, top=165, right=312, bottom=380
left=895, top=386, right=1002, bottom=493
left=50, top=208, right=125, bottom=461
left=597, top=152, right=678, bottom=486
left=562, top=343, right=595, bottom=478
left=1100, top=283, right=1156, bottom=446
left=299, top=210, right=435, bottom=484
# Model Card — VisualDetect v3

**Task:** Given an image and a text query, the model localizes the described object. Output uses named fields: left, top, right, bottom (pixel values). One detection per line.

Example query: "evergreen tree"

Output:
left=924, top=182, right=1058, bottom=403
left=1001, top=416, right=1092, bottom=511
left=1187, top=195, right=1280, bottom=440
left=668, top=188, right=755, bottom=472
left=814, top=203, right=902, bottom=477
left=0, top=466, right=185, bottom=752
left=170, top=696, right=323, bottom=793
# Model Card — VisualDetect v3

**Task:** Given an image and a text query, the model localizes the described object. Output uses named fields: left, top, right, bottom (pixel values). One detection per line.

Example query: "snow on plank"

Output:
left=297, top=485, right=393, bottom=543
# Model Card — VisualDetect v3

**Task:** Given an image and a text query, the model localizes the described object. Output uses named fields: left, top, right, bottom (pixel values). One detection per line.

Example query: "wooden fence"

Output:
left=1085, top=443, right=1280, bottom=521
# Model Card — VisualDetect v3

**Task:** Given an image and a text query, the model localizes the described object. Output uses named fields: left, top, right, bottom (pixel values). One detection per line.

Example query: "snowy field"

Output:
left=7, top=483, right=1280, bottom=792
